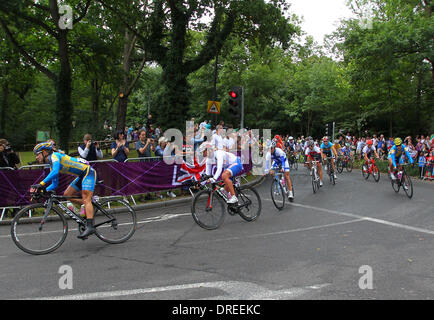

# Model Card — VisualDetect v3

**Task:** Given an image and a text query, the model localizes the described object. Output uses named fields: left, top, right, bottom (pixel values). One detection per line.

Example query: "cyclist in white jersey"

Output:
left=199, top=142, right=243, bottom=204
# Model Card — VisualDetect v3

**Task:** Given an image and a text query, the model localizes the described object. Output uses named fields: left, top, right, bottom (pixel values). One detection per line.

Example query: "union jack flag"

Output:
left=176, top=156, right=206, bottom=184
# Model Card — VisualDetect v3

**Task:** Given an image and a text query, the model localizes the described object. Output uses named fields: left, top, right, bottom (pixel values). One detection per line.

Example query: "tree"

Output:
left=0, top=0, right=92, bottom=152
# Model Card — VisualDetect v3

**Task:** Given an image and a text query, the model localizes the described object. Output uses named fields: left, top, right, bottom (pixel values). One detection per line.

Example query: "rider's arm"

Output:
left=40, top=156, right=60, bottom=190
left=404, top=146, right=414, bottom=164
left=264, top=152, right=271, bottom=174
left=212, top=152, right=224, bottom=181
left=388, top=148, right=397, bottom=167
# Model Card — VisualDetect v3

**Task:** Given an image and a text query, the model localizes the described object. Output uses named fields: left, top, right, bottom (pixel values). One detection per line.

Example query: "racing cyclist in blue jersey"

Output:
left=265, top=141, right=294, bottom=201
left=320, top=136, right=337, bottom=180
left=388, top=137, right=414, bottom=181
left=31, top=141, right=98, bottom=239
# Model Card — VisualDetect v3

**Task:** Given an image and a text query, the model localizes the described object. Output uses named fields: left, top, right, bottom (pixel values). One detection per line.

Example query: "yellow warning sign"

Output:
left=207, top=101, right=221, bottom=114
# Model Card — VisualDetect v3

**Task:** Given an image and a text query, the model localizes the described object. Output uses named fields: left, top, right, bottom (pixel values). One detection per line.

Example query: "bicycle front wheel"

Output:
left=373, top=165, right=380, bottom=182
left=336, top=158, right=343, bottom=173
left=402, top=173, right=413, bottom=199
left=346, top=159, right=353, bottom=172
left=11, top=203, right=68, bottom=255
left=93, top=198, right=137, bottom=244
left=271, top=179, right=285, bottom=210
left=237, top=186, right=261, bottom=222
left=312, top=170, right=318, bottom=194
left=191, top=190, right=226, bottom=230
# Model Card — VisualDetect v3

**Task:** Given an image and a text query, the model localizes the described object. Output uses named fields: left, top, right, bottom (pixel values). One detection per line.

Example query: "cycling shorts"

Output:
left=70, top=167, right=97, bottom=192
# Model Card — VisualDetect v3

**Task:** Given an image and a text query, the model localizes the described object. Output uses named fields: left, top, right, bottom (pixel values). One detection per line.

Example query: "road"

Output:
left=0, top=167, right=433, bottom=300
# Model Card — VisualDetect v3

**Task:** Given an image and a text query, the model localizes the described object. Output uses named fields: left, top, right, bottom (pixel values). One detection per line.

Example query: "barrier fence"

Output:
left=0, top=153, right=252, bottom=218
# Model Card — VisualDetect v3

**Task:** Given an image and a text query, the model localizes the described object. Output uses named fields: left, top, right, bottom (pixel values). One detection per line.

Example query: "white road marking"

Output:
left=182, top=219, right=364, bottom=245
left=27, top=280, right=329, bottom=300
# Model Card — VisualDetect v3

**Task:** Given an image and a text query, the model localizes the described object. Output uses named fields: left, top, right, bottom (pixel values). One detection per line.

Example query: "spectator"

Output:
left=146, top=114, right=153, bottom=133
left=155, top=125, right=161, bottom=139
left=111, top=130, right=130, bottom=162
left=78, top=134, right=103, bottom=162
left=0, top=143, right=10, bottom=168
left=155, top=137, right=167, bottom=158
left=136, top=129, right=152, bottom=159
left=0, top=139, right=20, bottom=169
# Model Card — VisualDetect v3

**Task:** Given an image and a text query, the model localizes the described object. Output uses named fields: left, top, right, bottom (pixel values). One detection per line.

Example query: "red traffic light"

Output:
left=229, top=91, right=237, bottom=98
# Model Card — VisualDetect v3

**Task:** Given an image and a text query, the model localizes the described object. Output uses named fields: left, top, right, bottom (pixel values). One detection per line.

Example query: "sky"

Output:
left=288, top=0, right=356, bottom=45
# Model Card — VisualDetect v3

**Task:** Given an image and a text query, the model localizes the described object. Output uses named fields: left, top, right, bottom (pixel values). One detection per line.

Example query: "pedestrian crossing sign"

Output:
left=207, top=101, right=220, bottom=114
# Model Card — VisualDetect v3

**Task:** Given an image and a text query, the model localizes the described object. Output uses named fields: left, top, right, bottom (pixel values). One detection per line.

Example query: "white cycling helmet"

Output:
left=198, top=141, right=213, bottom=153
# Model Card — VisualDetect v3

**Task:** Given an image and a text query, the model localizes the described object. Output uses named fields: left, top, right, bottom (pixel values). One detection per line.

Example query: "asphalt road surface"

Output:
left=1, top=167, right=433, bottom=300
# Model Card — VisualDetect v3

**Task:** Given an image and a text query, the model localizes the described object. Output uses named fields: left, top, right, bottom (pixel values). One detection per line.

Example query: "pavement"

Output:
left=0, top=167, right=433, bottom=300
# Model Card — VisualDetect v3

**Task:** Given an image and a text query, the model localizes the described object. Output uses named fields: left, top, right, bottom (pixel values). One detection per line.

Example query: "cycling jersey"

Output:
left=206, top=149, right=242, bottom=181
left=265, top=147, right=290, bottom=173
left=333, top=144, right=342, bottom=155
left=388, top=144, right=414, bottom=167
left=286, top=142, right=296, bottom=152
left=40, top=152, right=96, bottom=192
left=362, top=145, right=376, bottom=156
left=320, top=142, right=335, bottom=156
left=341, top=146, right=351, bottom=157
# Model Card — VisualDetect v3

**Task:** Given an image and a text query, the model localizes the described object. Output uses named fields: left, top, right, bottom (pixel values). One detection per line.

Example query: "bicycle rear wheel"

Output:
left=271, top=179, right=285, bottom=210
left=11, top=203, right=68, bottom=255
left=362, top=163, right=370, bottom=179
left=237, top=186, right=261, bottom=222
left=191, top=189, right=226, bottom=230
left=93, top=198, right=137, bottom=244
left=391, top=178, right=400, bottom=193
left=402, top=172, right=413, bottom=199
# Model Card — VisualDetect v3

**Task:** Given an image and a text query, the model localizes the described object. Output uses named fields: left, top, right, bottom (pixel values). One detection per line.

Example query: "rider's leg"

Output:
left=64, top=180, right=83, bottom=207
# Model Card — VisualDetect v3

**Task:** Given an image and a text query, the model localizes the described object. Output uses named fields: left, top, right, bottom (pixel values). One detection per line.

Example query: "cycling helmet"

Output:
left=270, top=141, right=277, bottom=148
left=288, top=136, right=294, bottom=140
left=345, top=143, right=350, bottom=147
left=198, top=141, right=213, bottom=153
left=33, top=141, right=53, bottom=155
left=367, top=139, right=373, bottom=145
left=308, top=140, right=314, bottom=148
left=334, top=139, right=339, bottom=144
left=323, top=136, right=329, bottom=142
left=394, top=138, right=402, bottom=146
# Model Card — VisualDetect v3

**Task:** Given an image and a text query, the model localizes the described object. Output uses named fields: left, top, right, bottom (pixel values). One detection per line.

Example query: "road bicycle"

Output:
left=324, top=156, right=336, bottom=185
left=269, top=166, right=295, bottom=210
left=389, top=163, right=413, bottom=199
left=190, top=175, right=261, bottom=230
left=288, top=152, right=298, bottom=171
left=362, top=157, right=380, bottom=182
left=306, top=160, right=321, bottom=194
left=11, top=184, right=137, bottom=255
left=336, top=154, right=353, bottom=173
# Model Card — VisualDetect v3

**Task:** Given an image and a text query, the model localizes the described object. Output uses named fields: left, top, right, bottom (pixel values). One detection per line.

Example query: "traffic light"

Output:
left=228, top=86, right=241, bottom=118
left=325, top=123, right=329, bottom=136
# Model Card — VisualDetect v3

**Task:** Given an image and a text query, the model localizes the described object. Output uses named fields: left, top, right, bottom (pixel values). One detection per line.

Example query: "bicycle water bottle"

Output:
left=66, top=201, right=76, bottom=213
left=219, top=187, right=228, bottom=200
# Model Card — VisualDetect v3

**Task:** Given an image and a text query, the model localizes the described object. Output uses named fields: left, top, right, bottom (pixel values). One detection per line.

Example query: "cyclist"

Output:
left=30, top=141, right=97, bottom=239
left=341, top=142, right=352, bottom=158
left=362, top=139, right=379, bottom=171
left=286, top=136, right=297, bottom=165
left=264, top=141, right=294, bottom=201
left=320, top=136, right=337, bottom=180
left=199, top=141, right=243, bottom=204
left=388, top=137, right=414, bottom=180
left=273, top=135, right=284, bottom=150
left=305, top=140, right=324, bottom=186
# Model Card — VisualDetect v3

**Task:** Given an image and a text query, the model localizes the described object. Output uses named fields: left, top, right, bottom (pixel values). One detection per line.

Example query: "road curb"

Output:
left=0, top=175, right=266, bottom=226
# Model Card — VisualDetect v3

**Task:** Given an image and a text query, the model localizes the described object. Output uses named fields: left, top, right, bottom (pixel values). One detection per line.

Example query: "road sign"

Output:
left=207, top=101, right=220, bottom=114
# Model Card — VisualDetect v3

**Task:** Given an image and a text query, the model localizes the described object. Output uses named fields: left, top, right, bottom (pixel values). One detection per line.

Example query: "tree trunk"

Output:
left=115, top=29, right=133, bottom=132
left=56, top=30, right=73, bottom=153
left=0, top=81, right=8, bottom=137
